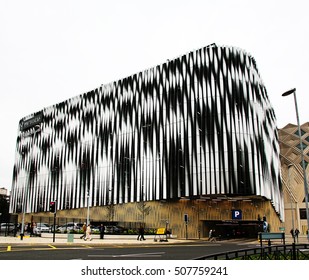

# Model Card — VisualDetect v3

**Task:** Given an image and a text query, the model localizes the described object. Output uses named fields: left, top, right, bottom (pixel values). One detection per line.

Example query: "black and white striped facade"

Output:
left=10, top=44, right=284, bottom=220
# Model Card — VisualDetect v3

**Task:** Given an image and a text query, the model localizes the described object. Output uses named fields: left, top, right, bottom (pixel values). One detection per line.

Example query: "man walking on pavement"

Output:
left=80, top=223, right=87, bottom=239
left=137, top=226, right=146, bottom=241
left=294, top=228, right=300, bottom=243
left=84, top=224, right=92, bottom=241
left=210, top=229, right=217, bottom=242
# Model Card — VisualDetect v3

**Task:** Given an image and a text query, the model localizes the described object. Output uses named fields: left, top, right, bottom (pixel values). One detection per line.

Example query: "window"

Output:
left=294, top=129, right=306, bottom=137
left=297, top=142, right=308, bottom=150
left=299, top=208, right=308, bottom=219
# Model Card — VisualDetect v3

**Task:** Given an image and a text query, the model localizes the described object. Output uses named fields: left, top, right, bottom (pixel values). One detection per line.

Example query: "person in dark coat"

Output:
left=290, top=229, right=294, bottom=238
left=210, top=230, right=217, bottom=242
left=294, top=228, right=300, bottom=243
left=99, top=224, right=105, bottom=239
left=80, top=223, right=87, bottom=239
left=137, top=226, right=146, bottom=241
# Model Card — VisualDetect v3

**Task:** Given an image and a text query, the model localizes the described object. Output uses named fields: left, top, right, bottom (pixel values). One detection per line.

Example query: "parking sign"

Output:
left=232, top=209, right=242, bottom=220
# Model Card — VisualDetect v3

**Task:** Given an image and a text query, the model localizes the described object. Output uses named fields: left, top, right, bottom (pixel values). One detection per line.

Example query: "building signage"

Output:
left=20, top=112, right=43, bottom=131
left=232, top=209, right=242, bottom=220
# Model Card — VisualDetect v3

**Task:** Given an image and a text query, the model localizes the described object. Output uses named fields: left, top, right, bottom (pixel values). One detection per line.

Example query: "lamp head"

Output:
left=282, top=88, right=296, bottom=97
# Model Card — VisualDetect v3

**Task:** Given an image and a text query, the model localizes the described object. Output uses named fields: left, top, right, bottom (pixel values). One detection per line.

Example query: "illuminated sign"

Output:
left=20, top=112, right=43, bottom=131
left=232, top=209, right=242, bottom=220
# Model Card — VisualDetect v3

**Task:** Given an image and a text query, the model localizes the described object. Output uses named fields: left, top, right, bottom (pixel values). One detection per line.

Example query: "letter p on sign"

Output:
left=232, top=209, right=242, bottom=220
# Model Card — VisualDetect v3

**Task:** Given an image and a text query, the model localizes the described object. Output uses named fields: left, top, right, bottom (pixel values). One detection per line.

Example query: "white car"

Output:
left=57, top=222, right=83, bottom=233
left=36, top=223, right=50, bottom=233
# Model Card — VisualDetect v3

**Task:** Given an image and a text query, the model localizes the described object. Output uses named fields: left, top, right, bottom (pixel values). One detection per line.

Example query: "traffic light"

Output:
left=49, top=201, right=56, bottom=213
left=184, top=214, right=189, bottom=223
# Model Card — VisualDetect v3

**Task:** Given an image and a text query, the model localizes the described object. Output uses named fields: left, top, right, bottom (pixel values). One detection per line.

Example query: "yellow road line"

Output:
left=81, top=245, right=93, bottom=248
left=48, top=244, right=57, bottom=249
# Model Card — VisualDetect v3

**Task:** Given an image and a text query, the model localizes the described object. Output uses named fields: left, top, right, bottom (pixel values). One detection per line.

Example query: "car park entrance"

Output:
left=203, top=220, right=264, bottom=239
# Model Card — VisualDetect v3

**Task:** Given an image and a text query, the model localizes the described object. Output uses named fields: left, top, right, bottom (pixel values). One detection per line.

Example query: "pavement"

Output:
left=0, top=233, right=189, bottom=245
left=0, top=233, right=308, bottom=246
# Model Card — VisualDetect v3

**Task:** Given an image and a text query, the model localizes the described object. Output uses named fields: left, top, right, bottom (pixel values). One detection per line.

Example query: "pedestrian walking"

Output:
left=137, top=226, right=146, bottom=241
left=210, top=229, right=217, bottom=242
left=294, top=228, right=300, bottom=243
left=32, top=222, right=37, bottom=236
left=99, top=224, right=105, bottom=239
left=290, top=228, right=294, bottom=239
left=84, top=224, right=92, bottom=241
left=208, top=229, right=213, bottom=241
left=80, top=223, right=87, bottom=239
left=27, top=223, right=32, bottom=236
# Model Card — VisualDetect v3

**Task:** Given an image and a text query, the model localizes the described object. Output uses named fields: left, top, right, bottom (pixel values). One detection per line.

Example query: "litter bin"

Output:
left=67, top=233, right=74, bottom=243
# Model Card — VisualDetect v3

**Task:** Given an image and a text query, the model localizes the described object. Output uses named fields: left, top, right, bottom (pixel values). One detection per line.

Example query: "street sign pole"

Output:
left=51, top=200, right=57, bottom=243
left=184, top=214, right=188, bottom=240
left=53, top=211, right=56, bottom=243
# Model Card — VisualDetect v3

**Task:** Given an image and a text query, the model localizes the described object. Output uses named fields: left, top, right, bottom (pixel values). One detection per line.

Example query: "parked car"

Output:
left=49, top=224, right=59, bottom=232
left=32, top=226, right=42, bottom=236
left=0, top=223, right=15, bottom=233
left=104, top=225, right=127, bottom=234
left=91, top=226, right=100, bottom=234
left=35, top=223, right=50, bottom=233
left=57, top=222, right=83, bottom=233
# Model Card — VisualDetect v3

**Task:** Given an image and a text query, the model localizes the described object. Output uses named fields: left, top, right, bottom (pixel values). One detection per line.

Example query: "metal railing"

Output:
left=195, top=243, right=309, bottom=260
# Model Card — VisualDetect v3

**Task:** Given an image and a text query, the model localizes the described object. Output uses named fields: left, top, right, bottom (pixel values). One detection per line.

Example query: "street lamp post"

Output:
left=282, top=88, right=309, bottom=240
left=288, top=164, right=296, bottom=243
left=20, top=125, right=41, bottom=240
left=87, top=190, right=90, bottom=226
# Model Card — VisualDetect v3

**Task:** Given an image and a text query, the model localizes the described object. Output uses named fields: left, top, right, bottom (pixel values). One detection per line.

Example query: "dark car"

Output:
left=0, top=223, right=16, bottom=233
left=104, top=225, right=127, bottom=234
left=49, top=224, right=59, bottom=232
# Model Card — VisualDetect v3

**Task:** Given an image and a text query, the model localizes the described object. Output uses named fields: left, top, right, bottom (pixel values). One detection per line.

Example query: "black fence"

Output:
left=195, top=243, right=309, bottom=260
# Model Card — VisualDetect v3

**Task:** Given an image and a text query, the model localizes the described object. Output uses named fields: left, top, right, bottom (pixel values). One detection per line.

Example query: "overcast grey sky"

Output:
left=1, top=0, right=308, bottom=191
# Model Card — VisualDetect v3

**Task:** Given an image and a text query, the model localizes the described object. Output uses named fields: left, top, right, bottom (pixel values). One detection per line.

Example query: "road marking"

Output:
left=48, top=244, right=57, bottom=249
left=82, top=245, right=93, bottom=248
left=178, top=244, right=220, bottom=247
left=7, top=246, right=11, bottom=251
left=88, top=251, right=166, bottom=258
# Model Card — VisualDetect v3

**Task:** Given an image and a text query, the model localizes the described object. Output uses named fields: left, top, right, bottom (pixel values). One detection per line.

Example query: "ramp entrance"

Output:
left=203, top=220, right=263, bottom=239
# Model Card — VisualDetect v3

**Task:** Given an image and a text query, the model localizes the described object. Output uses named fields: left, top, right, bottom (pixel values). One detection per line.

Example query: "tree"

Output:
left=0, top=195, right=10, bottom=222
left=137, top=201, right=151, bottom=225
left=105, top=201, right=115, bottom=222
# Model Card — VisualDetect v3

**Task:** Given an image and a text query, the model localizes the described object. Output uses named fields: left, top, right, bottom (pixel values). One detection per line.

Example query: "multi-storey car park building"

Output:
left=10, top=43, right=284, bottom=238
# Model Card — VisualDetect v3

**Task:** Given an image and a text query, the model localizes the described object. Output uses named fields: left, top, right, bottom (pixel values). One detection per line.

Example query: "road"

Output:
left=0, top=239, right=258, bottom=260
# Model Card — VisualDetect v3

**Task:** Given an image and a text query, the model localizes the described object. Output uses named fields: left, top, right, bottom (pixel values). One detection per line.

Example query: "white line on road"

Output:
left=88, top=251, right=166, bottom=258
